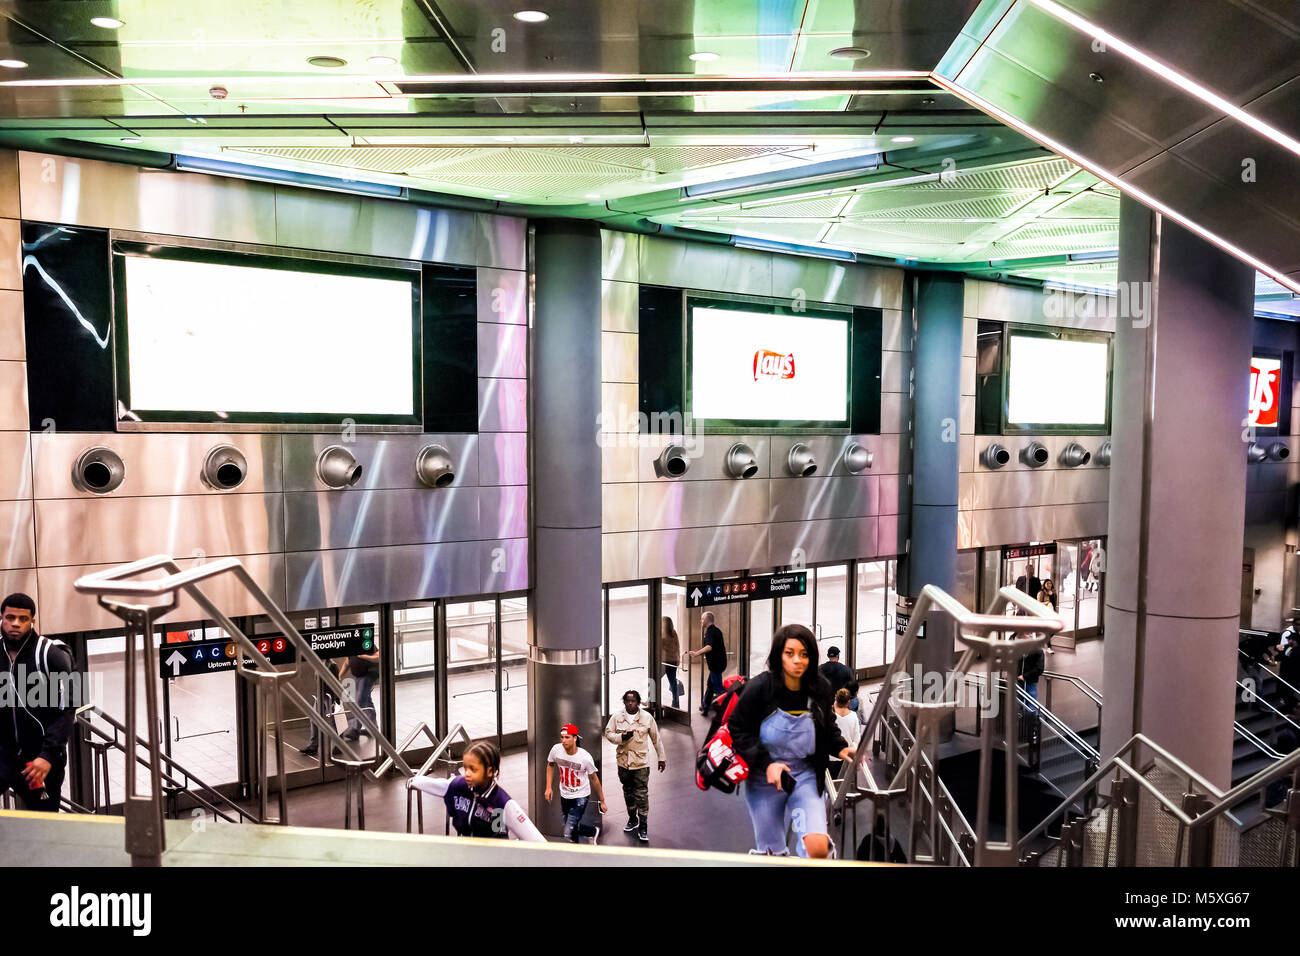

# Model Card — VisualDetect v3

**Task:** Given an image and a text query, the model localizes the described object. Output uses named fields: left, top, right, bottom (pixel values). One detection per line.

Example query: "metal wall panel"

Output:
left=478, top=322, right=528, bottom=379
left=19, top=153, right=278, bottom=244
left=479, top=377, right=528, bottom=432
left=603, top=445, right=640, bottom=484
left=880, top=350, right=909, bottom=394
left=962, top=506, right=1054, bottom=550
left=481, top=536, right=529, bottom=594
left=602, top=483, right=638, bottom=534
left=0, top=569, right=36, bottom=614
left=0, top=218, right=21, bottom=291
left=475, top=214, right=526, bottom=271
left=478, top=432, right=528, bottom=486
left=638, top=236, right=772, bottom=297
left=0, top=151, right=18, bottom=220
left=959, top=436, right=975, bottom=473
left=35, top=494, right=284, bottom=567
left=882, top=309, right=912, bottom=353
left=880, top=392, right=909, bottom=434
left=0, top=289, right=24, bottom=360
left=285, top=540, right=483, bottom=610
left=961, top=357, right=977, bottom=396
left=962, top=316, right=977, bottom=358
left=601, top=383, right=638, bottom=436
left=638, top=479, right=770, bottom=532
left=478, top=267, right=528, bottom=325
left=0, top=360, right=28, bottom=430
left=636, top=435, right=771, bottom=482
left=877, top=514, right=906, bottom=557
left=768, top=476, right=876, bottom=523
left=769, top=517, right=876, bottom=566
left=275, top=187, right=474, bottom=264
left=767, top=435, right=884, bottom=479
left=480, top=484, right=528, bottom=540
left=601, top=280, right=638, bottom=333
left=602, top=532, right=640, bottom=582
left=637, top=524, right=769, bottom=580
left=0, top=431, right=30, bottom=501
left=280, top=434, right=478, bottom=492
left=1053, top=502, right=1109, bottom=541
left=769, top=256, right=903, bottom=310
left=877, top=475, right=902, bottom=515
left=0, top=499, right=34, bottom=569
left=39, top=552, right=285, bottom=635
left=284, top=487, right=481, bottom=552
left=601, top=331, right=638, bottom=384
left=32, top=432, right=283, bottom=499
left=601, top=230, right=639, bottom=283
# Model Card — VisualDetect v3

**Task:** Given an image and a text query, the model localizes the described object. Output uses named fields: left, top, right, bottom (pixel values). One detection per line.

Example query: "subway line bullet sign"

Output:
left=689, top=572, right=807, bottom=607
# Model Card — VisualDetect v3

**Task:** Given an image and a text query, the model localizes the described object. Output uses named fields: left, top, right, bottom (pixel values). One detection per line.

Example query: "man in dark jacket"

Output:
left=1, top=593, right=77, bottom=811
left=818, top=646, right=858, bottom=712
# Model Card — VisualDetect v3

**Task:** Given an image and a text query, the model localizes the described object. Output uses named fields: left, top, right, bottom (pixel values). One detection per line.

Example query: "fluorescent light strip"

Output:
left=930, top=73, right=1300, bottom=297
left=1027, top=0, right=1300, bottom=158
left=175, top=154, right=404, bottom=198
left=732, top=235, right=856, bottom=261
left=0, top=69, right=929, bottom=88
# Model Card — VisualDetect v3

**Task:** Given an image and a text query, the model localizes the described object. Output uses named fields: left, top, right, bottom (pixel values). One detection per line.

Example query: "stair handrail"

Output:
left=1235, top=679, right=1300, bottom=736
left=1040, top=670, right=1103, bottom=731
left=1234, top=721, right=1288, bottom=761
left=834, top=584, right=1062, bottom=866
left=1237, top=647, right=1300, bottom=706
left=78, top=706, right=256, bottom=825
left=74, top=553, right=415, bottom=864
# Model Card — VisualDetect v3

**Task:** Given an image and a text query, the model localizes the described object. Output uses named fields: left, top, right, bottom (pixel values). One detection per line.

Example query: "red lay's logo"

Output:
left=753, top=349, right=796, bottom=381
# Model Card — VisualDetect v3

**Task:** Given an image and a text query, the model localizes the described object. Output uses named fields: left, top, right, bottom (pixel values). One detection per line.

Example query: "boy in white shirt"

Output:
left=545, top=723, right=607, bottom=843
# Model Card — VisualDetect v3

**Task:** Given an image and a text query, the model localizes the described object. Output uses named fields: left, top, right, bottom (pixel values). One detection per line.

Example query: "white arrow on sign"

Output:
left=165, top=651, right=186, bottom=676
left=690, top=587, right=703, bottom=606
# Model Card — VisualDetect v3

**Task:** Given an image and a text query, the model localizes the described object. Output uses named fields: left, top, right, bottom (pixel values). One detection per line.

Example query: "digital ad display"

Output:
left=119, top=252, right=418, bottom=421
left=1249, top=355, right=1282, bottom=429
left=688, top=304, right=850, bottom=425
left=1005, top=333, right=1110, bottom=429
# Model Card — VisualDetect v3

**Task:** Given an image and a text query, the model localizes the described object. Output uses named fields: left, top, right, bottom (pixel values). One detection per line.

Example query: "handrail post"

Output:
left=1115, top=776, right=1141, bottom=867
left=1183, top=793, right=1214, bottom=867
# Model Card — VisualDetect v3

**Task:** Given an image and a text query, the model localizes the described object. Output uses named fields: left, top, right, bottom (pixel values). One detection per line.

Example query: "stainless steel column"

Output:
left=1101, top=197, right=1255, bottom=789
left=528, top=220, right=603, bottom=835
left=909, top=273, right=963, bottom=684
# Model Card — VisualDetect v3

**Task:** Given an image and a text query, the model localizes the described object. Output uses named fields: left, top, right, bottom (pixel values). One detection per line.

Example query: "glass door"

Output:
left=855, top=560, right=888, bottom=674
left=445, top=600, right=499, bottom=742
left=605, top=584, right=651, bottom=717
left=657, top=580, right=690, bottom=720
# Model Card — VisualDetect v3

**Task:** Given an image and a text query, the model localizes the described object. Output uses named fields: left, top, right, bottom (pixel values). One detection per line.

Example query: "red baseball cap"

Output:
left=560, top=723, right=580, bottom=736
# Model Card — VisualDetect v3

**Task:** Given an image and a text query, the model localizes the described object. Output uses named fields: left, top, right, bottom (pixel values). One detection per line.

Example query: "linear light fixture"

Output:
left=175, top=154, right=405, bottom=198
left=0, top=69, right=930, bottom=88
left=684, top=154, right=880, bottom=201
left=929, top=73, right=1300, bottom=297
left=732, top=235, right=856, bottom=261
left=1027, top=0, right=1300, bottom=159
left=1068, top=249, right=1117, bottom=262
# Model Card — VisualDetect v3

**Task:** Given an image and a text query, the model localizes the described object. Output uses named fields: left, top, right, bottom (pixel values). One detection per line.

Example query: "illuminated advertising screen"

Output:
left=688, top=302, right=850, bottom=427
left=1249, top=355, right=1282, bottom=429
left=1004, top=329, right=1111, bottom=433
left=113, top=243, right=421, bottom=426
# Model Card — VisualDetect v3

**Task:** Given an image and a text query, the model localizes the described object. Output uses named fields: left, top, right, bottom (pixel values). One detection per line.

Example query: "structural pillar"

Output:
left=1100, top=197, right=1255, bottom=789
left=527, top=220, right=604, bottom=835
left=908, top=273, right=963, bottom=685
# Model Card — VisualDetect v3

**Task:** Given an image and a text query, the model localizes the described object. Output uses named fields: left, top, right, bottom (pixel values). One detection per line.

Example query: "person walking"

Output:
left=660, top=616, right=683, bottom=710
left=545, top=723, right=607, bottom=843
left=829, top=688, right=862, bottom=778
left=340, top=644, right=379, bottom=741
left=818, top=646, right=859, bottom=712
left=604, top=689, right=666, bottom=843
left=1036, top=579, right=1058, bottom=655
left=1, top=594, right=76, bottom=812
left=728, top=624, right=855, bottom=858
left=686, top=611, right=727, bottom=716
left=408, top=740, right=545, bottom=841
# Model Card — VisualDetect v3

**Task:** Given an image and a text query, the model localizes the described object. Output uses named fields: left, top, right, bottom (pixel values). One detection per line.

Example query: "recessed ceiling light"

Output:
left=494, top=193, right=509, bottom=199
left=891, top=135, right=916, bottom=143
left=0, top=59, right=27, bottom=69
left=513, top=10, right=548, bottom=22
left=828, top=47, right=870, bottom=60
left=90, top=16, right=125, bottom=29
left=308, top=55, right=347, bottom=68
left=585, top=193, right=599, bottom=199
left=366, top=55, right=397, bottom=67
left=119, top=136, right=141, bottom=144
left=689, top=51, right=720, bottom=62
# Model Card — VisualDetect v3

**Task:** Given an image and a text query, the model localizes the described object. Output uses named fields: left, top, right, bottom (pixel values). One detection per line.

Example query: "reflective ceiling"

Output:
left=0, top=0, right=1295, bottom=307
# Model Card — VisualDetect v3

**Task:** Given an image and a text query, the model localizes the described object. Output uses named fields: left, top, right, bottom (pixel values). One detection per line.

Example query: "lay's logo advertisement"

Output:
left=1249, top=356, right=1282, bottom=428
left=753, top=349, right=796, bottom=381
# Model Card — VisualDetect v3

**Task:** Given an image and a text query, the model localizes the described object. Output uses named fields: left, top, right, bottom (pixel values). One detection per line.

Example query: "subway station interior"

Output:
left=0, top=0, right=1298, bottom=869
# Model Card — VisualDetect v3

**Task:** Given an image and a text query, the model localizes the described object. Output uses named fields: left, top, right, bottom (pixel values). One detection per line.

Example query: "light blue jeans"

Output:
left=743, top=708, right=827, bottom=857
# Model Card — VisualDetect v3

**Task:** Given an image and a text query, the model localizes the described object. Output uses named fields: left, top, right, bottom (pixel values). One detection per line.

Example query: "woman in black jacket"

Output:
left=729, top=624, right=855, bottom=858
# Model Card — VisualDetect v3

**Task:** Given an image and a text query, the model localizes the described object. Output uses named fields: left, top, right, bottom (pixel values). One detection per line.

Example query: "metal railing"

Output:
left=1018, top=730, right=1300, bottom=866
left=401, top=722, right=474, bottom=834
left=78, top=706, right=257, bottom=825
left=74, top=553, right=415, bottom=866
left=831, top=583, right=1062, bottom=866
left=1041, top=671, right=1103, bottom=732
